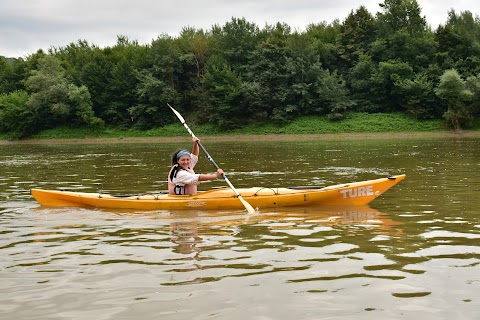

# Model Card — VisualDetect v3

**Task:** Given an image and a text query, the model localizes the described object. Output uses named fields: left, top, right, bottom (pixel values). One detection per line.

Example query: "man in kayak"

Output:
left=168, top=137, right=224, bottom=195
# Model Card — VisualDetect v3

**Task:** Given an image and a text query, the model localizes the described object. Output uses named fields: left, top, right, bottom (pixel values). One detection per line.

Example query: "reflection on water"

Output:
left=1, top=139, right=479, bottom=319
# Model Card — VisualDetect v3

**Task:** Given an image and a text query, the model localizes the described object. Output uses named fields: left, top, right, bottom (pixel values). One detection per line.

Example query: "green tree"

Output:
left=465, top=74, right=480, bottom=118
left=371, top=60, right=415, bottom=111
left=348, top=54, right=378, bottom=111
left=51, top=40, right=96, bottom=85
left=0, top=90, right=33, bottom=138
left=395, top=73, right=439, bottom=119
left=131, top=68, right=178, bottom=129
left=304, top=20, right=341, bottom=72
left=204, top=57, right=244, bottom=129
left=349, top=55, right=415, bottom=112
left=25, top=55, right=70, bottom=128
left=287, top=32, right=352, bottom=119
left=177, top=28, right=212, bottom=86
left=129, top=34, right=185, bottom=129
left=373, top=0, right=436, bottom=71
left=336, top=6, right=377, bottom=71
left=79, top=48, right=114, bottom=120
left=24, top=55, right=103, bottom=132
left=0, top=56, right=26, bottom=93
left=102, top=36, right=149, bottom=127
left=0, top=56, right=13, bottom=93
left=435, top=10, right=480, bottom=76
left=435, top=69, right=474, bottom=129
left=51, top=40, right=113, bottom=120
left=244, top=23, right=351, bottom=123
left=377, top=0, right=426, bottom=34
left=245, top=23, right=293, bottom=122
left=174, top=27, right=214, bottom=118
left=68, top=84, right=104, bottom=127
left=347, top=1, right=437, bottom=114
left=210, top=18, right=261, bottom=75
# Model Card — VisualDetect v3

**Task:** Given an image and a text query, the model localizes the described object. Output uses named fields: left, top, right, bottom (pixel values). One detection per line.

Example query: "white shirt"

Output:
left=168, top=154, right=199, bottom=194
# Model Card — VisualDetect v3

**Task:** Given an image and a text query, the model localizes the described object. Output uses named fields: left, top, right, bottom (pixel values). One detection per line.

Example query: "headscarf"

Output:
left=176, top=149, right=191, bottom=160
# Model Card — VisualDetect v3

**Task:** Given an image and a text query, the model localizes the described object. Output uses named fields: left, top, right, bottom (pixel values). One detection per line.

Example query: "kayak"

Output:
left=31, top=175, right=405, bottom=210
left=31, top=174, right=405, bottom=211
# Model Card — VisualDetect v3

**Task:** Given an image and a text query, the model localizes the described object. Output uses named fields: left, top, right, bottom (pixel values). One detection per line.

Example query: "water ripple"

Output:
left=1, top=140, right=480, bottom=319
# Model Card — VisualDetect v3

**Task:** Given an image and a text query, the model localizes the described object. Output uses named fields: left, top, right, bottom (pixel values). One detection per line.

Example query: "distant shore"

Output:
left=2, top=130, right=480, bottom=145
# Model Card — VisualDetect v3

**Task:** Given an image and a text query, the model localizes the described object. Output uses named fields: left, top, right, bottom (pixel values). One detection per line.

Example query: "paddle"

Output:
left=167, top=103, right=256, bottom=214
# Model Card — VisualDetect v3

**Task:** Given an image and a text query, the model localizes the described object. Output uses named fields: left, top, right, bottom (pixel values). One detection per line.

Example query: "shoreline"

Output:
left=2, top=130, right=480, bottom=145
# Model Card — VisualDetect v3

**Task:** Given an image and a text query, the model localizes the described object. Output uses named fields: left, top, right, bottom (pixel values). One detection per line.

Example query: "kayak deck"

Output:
left=31, top=174, right=405, bottom=210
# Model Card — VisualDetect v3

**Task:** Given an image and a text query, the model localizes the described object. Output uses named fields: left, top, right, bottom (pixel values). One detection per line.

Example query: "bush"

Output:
left=0, top=90, right=34, bottom=138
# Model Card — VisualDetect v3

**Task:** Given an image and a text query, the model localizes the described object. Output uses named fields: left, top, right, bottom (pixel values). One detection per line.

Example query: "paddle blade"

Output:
left=167, top=103, right=185, bottom=123
left=238, top=195, right=257, bottom=214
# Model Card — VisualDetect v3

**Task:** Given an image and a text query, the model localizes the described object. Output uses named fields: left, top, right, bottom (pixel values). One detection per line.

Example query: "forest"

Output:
left=1, top=0, right=480, bottom=138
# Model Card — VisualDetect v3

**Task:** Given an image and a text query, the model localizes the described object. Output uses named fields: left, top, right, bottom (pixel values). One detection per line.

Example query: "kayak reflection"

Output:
left=166, top=205, right=402, bottom=255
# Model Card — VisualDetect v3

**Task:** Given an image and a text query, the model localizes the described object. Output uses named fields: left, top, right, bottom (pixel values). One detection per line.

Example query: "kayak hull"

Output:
left=31, top=175, right=405, bottom=210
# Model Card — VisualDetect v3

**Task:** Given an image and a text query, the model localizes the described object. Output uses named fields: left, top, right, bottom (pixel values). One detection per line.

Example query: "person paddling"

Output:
left=168, top=137, right=224, bottom=195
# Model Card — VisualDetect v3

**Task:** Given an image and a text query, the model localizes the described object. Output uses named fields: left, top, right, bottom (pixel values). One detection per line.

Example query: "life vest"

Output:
left=168, top=164, right=198, bottom=195
left=169, top=164, right=185, bottom=195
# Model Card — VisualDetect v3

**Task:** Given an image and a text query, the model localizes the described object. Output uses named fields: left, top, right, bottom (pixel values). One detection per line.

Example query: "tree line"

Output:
left=1, top=0, right=480, bottom=138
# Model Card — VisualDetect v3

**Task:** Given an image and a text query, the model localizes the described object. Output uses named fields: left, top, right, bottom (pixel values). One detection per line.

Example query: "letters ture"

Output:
left=339, top=186, right=374, bottom=199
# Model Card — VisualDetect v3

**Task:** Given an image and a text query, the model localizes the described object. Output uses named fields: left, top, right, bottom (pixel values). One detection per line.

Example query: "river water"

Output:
left=1, top=137, right=479, bottom=319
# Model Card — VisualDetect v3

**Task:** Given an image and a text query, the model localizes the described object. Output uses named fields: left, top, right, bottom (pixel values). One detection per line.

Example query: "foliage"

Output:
left=0, top=90, right=32, bottom=138
left=435, top=10, right=480, bottom=76
left=24, top=55, right=104, bottom=134
left=336, top=6, right=376, bottom=71
left=465, top=74, right=480, bottom=116
left=204, top=58, right=244, bottom=129
left=0, top=56, right=26, bottom=93
left=435, top=69, right=474, bottom=129
left=210, top=17, right=261, bottom=75
left=1, top=3, right=480, bottom=138
left=395, top=73, right=440, bottom=119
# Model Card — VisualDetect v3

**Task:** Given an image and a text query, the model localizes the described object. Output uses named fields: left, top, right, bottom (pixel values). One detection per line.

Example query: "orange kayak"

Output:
left=31, top=175, right=405, bottom=211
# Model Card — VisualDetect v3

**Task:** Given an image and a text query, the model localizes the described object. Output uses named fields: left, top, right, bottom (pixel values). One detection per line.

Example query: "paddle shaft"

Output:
left=168, top=104, right=256, bottom=214
left=196, top=141, right=239, bottom=192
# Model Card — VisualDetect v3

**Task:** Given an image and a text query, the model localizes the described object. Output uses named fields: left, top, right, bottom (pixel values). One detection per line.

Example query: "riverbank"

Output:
left=2, top=113, right=479, bottom=144
left=2, top=130, right=480, bottom=144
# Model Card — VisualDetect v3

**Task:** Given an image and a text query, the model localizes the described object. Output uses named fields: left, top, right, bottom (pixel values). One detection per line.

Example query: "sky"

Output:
left=1, top=0, right=479, bottom=58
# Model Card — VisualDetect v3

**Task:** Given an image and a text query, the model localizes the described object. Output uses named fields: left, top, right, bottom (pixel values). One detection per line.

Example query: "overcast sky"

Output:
left=1, top=0, right=479, bottom=58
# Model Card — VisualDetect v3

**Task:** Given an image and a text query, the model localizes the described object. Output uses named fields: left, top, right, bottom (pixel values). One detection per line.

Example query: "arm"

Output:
left=198, top=169, right=224, bottom=182
left=191, top=137, right=200, bottom=156
left=173, top=169, right=224, bottom=185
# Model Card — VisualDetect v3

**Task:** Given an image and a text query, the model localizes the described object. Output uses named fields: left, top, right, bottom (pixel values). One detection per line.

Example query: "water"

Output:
left=1, top=138, right=479, bottom=319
